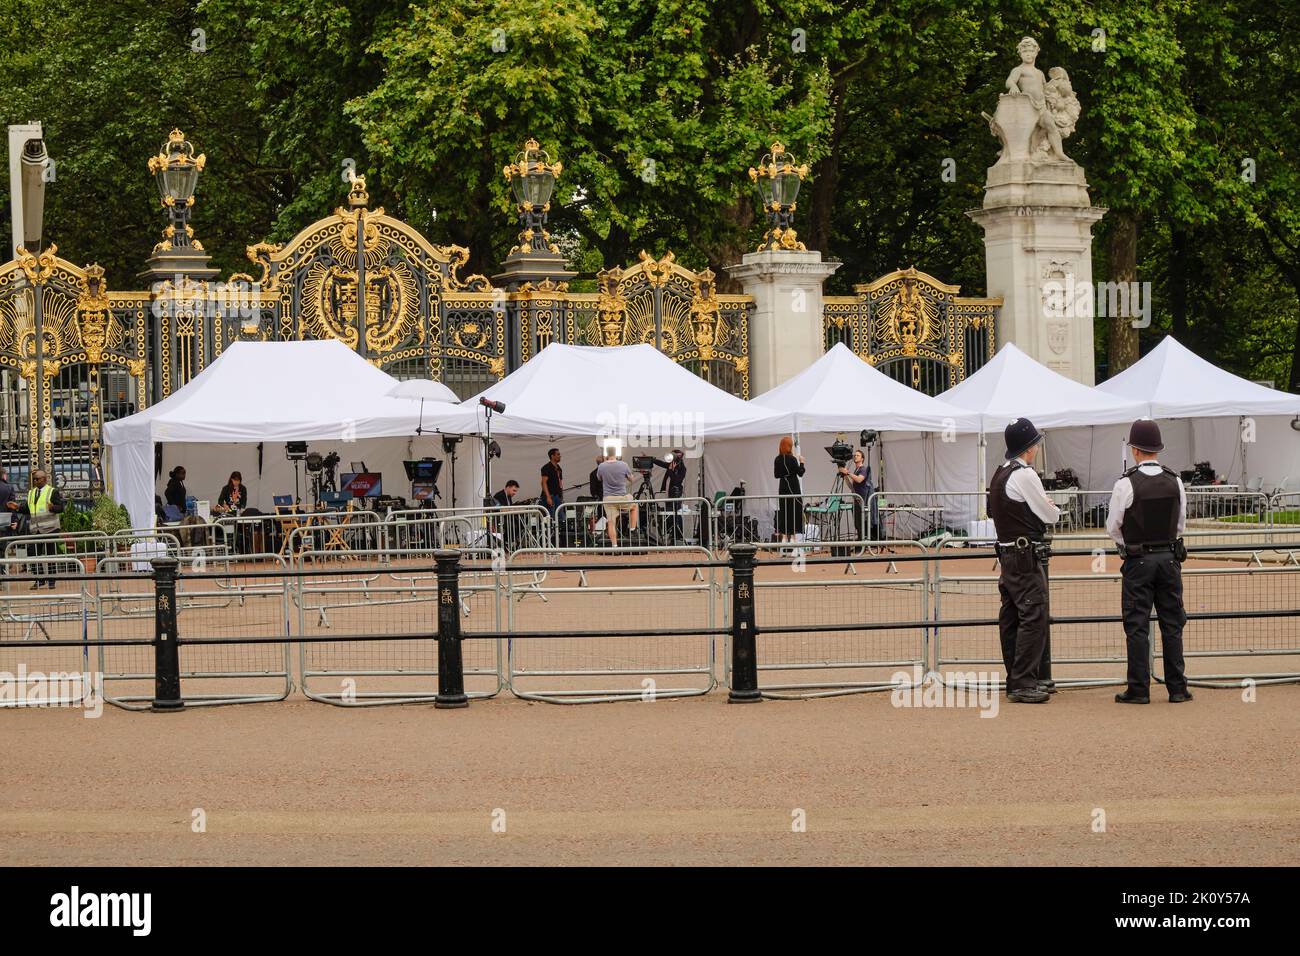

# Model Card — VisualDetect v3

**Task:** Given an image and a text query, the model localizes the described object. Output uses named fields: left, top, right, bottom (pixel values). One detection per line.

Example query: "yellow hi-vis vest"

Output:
left=28, top=485, right=53, bottom=513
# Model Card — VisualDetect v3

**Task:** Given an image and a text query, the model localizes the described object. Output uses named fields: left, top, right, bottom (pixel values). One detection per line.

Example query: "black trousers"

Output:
left=998, top=555, right=1051, bottom=691
left=1121, top=552, right=1188, bottom=695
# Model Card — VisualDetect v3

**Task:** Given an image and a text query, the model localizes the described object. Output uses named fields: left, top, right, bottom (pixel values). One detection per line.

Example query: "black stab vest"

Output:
left=988, top=460, right=1046, bottom=542
left=1120, top=466, right=1181, bottom=545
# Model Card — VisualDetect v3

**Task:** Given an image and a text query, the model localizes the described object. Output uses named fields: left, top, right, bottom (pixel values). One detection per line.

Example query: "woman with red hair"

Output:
left=774, top=436, right=805, bottom=543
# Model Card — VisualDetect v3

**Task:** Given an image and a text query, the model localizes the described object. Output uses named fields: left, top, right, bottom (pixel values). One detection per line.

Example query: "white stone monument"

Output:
left=727, top=248, right=839, bottom=397
left=967, top=37, right=1105, bottom=384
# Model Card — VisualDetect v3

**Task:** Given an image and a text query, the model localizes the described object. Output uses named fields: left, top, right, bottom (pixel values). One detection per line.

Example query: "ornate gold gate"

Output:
left=516, top=251, right=751, bottom=398
left=0, top=246, right=148, bottom=488
left=823, top=266, right=999, bottom=395
left=211, top=176, right=504, bottom=398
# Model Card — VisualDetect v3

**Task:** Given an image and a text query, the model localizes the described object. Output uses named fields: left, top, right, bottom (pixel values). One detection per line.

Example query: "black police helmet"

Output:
left=1128, top=418, right=1164, bottom=453
left=1004, top=417, right=1044, bottom=459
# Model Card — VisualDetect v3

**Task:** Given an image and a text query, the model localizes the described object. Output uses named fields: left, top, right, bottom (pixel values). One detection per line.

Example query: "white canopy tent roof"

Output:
left=751, top=342, right=981, bottom=433
left=939, top=342, right=1146, bottom=430
left=1096, top=335, right=1300, bottom=418
left=105, top=340, right=474, bottom=527
left=458, top=342, right=794, bottom=507
left=463, top=342, right=794, bottom=439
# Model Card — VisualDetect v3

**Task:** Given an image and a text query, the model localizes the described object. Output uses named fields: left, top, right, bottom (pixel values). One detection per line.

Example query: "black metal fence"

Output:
left=1, top=541, right=1298, bottom=711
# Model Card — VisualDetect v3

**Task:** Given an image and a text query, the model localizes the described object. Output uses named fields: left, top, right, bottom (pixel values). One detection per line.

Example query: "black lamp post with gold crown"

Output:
left=493, top=137, right=576, bottom=291
left=748, top=142, right=810, bottom=251
left=141, top=129, right=219, bottom=398
left=140, top=129, right=219, bottom=282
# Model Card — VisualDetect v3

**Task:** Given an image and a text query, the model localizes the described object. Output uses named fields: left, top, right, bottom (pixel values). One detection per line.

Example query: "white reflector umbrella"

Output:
left=386, top=379, right=459, bottom=434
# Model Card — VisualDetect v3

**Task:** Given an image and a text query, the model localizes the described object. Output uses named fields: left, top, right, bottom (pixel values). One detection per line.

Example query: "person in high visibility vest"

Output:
left=16, top=469, right=65, bottom=589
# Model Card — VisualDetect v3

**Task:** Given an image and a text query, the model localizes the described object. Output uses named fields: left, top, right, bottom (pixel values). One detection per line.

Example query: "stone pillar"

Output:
left=726, top=249, right=840, bottom=397
left=966, top=47, right=1106, bottom=385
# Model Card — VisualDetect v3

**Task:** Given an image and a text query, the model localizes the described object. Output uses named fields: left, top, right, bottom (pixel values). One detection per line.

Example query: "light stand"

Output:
left=442, top=434, right=462, bottom=508
left=478, top=399, right=506, bottom=508
left=286, top=441, right=308, bottom=507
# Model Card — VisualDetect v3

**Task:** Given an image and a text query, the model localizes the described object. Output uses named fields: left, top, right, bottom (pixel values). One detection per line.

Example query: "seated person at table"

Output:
left=214, top=471, right=248, bottom=515
left=491, top=480, right=522, bottom=550
left=492, top=480, right=520, bottom=508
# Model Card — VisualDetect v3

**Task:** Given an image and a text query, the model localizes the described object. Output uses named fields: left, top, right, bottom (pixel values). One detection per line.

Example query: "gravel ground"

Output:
left=2, top=683, right=1297, bottom=866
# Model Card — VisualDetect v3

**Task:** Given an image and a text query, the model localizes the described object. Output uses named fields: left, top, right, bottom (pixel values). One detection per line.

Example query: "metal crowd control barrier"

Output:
left=711, top=493, right=825, bottom=553
left=931, top=553, right=1127, bottom=690
left=95, top=554, right=293, bottom=710
left=380, top=505, right=553, bottom=554
left=555, top=496, right=711, bottom=550
left=0, top=558, right=98, bottom=708
left=295, top=546, right=503, bottom=705
left=733, top=541, right=930, bottom=698
left=1163, top=562, right=1300, bottom=688
left=381, top=505, right=553, bottom=551
left=275, top=508, right=383, bottom=560
left=504, top=546, right=719, bottom=703
left=866, top=491, right=980, bottom=542
left=930, top=541, right=1300, bottom=691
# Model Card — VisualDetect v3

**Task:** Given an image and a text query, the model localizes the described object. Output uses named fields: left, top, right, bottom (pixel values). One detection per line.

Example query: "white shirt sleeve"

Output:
left=1106, top=476, right=1133, bottom=545
left=1005, top=465, right=1060, bottom=524
left=1176, top=477, right=1187, bottom=536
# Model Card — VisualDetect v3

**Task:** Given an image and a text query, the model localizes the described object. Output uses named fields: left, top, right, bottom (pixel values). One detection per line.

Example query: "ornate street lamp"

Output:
left=503, top=138, right=562, bottom=257
left=494, top=137, right=576, bottom=291
left=748, top=142, right=809, bottom=251
left=147, top=128, right=206, bottom=252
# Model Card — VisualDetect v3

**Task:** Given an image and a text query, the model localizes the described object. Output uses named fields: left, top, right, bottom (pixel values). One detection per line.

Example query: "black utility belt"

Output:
left=1121, top=539, right=1186, bottom=560
left=996, top=537, right=1047, bottom=553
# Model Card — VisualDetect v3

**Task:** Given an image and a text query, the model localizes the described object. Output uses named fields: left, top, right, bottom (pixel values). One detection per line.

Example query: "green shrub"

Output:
left=89, top=495, right=133, bottom=537
left=60, top=508, right=93, bottom=534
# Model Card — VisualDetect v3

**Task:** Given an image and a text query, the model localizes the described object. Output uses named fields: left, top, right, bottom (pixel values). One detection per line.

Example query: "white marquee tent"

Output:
left=1081, top=336, right=1300, bottom=492
left=105, top=340, right=475, bottom=527
left=935, top=343, right=1148, bottom=505
left=704, top=343, right=986, bottom=533
left=458, top=342, right=795, bottom=505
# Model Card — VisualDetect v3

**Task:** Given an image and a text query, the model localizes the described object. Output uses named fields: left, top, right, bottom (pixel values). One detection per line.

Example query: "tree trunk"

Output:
left=1107, top=210, right=1140, bottom=375
left=1169, top=223, right=1189, bottom=344
left=711, top=197, right=754, bottom=293
left=807, top=90, right=845, bottom=258
left=1287, top=270, right=1300, bottom=393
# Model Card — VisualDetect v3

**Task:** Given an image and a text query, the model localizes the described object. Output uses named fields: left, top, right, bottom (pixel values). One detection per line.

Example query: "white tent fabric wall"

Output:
left=703, top=431, right=980, bottom=538
left=157, top=436, right=442, bottom=516
left=103, top=340, right=475, bottom=528
left=469, top=434, right=707, bottom=512
left=706, top=343, right=982, bottom=536
left=456, top=341, right=794, bottom=513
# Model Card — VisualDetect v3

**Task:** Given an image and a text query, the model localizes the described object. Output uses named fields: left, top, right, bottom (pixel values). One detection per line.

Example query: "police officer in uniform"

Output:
left=1106, top=419, right=1193, bottom=704
left=988, top=418, right=1061, bottom=703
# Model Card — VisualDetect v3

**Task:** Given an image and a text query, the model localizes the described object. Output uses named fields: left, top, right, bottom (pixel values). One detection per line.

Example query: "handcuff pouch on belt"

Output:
left=998, top=536, right=1048, bottom=573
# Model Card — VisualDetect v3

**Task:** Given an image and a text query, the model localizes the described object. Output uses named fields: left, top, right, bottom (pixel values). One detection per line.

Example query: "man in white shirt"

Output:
left=987, top=418, right=1061, bottom=703
left=1107, top=419, right=1192, bottom=704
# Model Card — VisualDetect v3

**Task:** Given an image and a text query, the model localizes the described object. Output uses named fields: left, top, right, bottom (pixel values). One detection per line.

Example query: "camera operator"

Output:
left=656, top=449, right=687, bottom=543
left=587, top=455, right=604, bottom=537
left=838, top=448, right=874, bottom=539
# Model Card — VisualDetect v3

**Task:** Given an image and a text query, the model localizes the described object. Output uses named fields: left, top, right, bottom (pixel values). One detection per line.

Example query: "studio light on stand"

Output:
left=479, top=398, right=506, bottom=507
left=441, top=434, right=463, bottom=508
left=286, top=441, right=308, bottom=506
